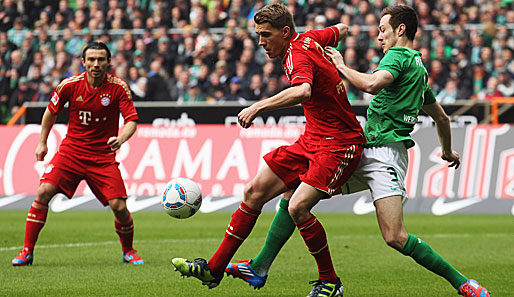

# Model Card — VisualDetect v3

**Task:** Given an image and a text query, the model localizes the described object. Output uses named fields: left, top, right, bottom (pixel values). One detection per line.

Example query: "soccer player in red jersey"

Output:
left=172, top=3, right=365, bottom=295
left=12, top=42, right=144, bottom=266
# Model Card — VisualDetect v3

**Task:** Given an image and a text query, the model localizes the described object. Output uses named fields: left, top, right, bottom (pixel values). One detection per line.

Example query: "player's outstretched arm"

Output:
left=36, top=107, right=58, bottom=161
left=334, top=23, right=349, bottom=42
left=325, top=47, right=394, bottom=94
left=238, top=83, right=311, bottom=128
left=422, top=101, right=460, bottom=169
left=107, top=120, right=137, bottom=151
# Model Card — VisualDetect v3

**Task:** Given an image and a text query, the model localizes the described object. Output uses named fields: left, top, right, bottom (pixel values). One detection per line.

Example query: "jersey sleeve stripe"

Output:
left=329, top=26, right=339, bottom=47
left=55, top=73, right=85, bottom=94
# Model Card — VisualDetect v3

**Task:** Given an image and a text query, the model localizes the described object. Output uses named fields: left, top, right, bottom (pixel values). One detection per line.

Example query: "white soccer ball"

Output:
left=161, top=178, right=202, bottom=219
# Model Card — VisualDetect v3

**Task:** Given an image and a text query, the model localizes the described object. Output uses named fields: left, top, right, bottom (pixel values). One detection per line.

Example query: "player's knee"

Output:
left=36, top=183, right=56, bottom=205
left=383, top=233, right=406, bottom=251
left=287, top=201, right=307, bottom=223
left=109, top=198, right=128, bottom=214
left=243, top=183, right=262, bottom=205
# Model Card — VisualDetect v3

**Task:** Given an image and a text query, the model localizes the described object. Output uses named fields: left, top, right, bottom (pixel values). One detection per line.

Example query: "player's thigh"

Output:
left=85, top=162, right=127, bottom=206
left=245, top=163, right=289, bottom=204
left=40, top=152, right=84, bottom=198
left=360, top=142, right=409, bottom=202
left=289, top=182, right=326, bottom=215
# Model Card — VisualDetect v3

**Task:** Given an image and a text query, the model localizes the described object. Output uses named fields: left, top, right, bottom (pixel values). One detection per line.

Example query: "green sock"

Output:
left=251, top=197, right=295, bottom=275
left=401, top=233, right=467, bottom=290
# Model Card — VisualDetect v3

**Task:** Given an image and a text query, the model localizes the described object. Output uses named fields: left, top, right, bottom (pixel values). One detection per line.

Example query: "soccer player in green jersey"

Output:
left=225, top=5, right=490, bottom=297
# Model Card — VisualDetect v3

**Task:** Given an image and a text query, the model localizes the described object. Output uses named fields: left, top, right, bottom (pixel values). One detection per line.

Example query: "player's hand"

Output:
left=238, top=105, right=259, bottom=129
left=35, top=143, right=48, bottom=161
left=325, top=47, right=345, bottom=69
left=441, top=150, right=460, bottom=169
left=107, top=136, right=122, bottom=151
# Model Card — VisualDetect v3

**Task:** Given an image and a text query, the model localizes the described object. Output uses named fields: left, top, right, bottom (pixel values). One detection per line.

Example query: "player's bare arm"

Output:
left=36, top=107, right=58, bottom=161
left=334, top=23, right=349, bottom=41
left=238, top=83, right=311, bottom=128
left=325, top=47, right=394, bottom=94
left=422, top=101, right=460, bottom=169
left=107, top=120, right=137, bottom=151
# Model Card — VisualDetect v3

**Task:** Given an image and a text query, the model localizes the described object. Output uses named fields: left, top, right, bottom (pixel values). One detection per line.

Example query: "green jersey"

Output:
left=365, top=47, right=436, bottom=148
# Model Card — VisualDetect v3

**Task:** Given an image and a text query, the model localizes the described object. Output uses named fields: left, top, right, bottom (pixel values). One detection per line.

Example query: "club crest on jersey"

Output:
left=100, top=93, right=111, bottom=106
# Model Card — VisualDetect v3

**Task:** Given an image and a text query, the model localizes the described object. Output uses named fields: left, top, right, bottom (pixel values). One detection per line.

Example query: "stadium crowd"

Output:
left=0, top=0, right=513, bottom=124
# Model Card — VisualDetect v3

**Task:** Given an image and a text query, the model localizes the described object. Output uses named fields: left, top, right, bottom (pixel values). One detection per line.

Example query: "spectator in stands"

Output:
left=9, top=76, right=38, bottom=115
left=146, top=60, right=172, bottom=101
left=220, top=76, right=248, bottom=103
left=498, top=70, right=514, bottom=97
left=436, top=79, right=458, bottom=104
left=474, top=76, right=503, bottom=101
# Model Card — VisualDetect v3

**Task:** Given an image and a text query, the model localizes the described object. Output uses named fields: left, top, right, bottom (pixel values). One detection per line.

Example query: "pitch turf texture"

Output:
left=1, top=210, right=512, bottom=297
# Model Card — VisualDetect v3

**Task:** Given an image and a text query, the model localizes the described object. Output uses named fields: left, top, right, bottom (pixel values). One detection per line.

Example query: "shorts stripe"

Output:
left=327, top=145, right=356, bottom=195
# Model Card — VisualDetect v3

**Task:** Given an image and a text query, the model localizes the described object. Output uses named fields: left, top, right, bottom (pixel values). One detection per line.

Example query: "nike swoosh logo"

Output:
left=126, top=195, right=161, bottom=212
left=200, top=195, right=242, bottom=213
left=352, top=195, right=375, bottom=215
left=431, top=197, right=483, bottom=216
left=0, top=194, right=26, bottom=208
left=49, top=194, right=96, bottom=212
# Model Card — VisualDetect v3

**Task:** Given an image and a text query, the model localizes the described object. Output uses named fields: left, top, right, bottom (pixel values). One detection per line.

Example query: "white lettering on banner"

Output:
left=458, top=125, right=510, bottom=198
left=239, top=126, right=303, bottom=139
left=171, top=139, right=212, bottom=180
left=133, top=139, right=165, bottom=180
left=216, top=139, right=249, bottom=180
left=4, top=125, right=66, bottom=195
left=406, top=145, right=420, bottom=198
left=496, top=148, right=514, bottom=199
left=137, top=126, right=197, bottom=138
left=423, top=147, right=456, bottom=198
left=225, top=116, right=307, bottom=126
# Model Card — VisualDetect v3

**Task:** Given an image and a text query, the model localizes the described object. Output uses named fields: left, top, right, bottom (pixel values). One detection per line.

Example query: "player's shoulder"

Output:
left=106, top=72, right=130, bottom=89
left=55, top=72, right=85, bottom=93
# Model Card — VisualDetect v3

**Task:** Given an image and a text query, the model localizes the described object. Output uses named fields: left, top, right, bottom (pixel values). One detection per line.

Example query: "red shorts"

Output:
left=40, top=151, right=127, bottom=206
left=264, top=136, right=362, bottom=196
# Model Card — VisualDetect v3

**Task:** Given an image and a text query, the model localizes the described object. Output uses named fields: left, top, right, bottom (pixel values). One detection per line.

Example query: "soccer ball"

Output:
left=161, top=178, right=202, bottom=219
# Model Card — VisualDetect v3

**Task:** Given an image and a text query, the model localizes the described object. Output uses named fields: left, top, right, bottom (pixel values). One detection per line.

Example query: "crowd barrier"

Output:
left=0, top=124, right=513, bottom=215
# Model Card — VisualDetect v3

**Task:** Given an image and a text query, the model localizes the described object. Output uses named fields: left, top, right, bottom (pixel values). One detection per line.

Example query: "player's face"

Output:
left=255, top=22, right=290, bottom=59
left=377, top=14, right=398, bottom=54
left=82, top=49, right=110, bottom=79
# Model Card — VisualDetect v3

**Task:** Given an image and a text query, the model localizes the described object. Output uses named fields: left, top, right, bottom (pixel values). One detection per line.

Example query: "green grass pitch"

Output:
left=1, top=209, right=513, bottom=296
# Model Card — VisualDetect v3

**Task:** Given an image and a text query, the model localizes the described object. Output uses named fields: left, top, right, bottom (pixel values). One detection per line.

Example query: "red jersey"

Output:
left=282, top=27, right=365, bottom=145
left=48, top=72, right=138, bottom=159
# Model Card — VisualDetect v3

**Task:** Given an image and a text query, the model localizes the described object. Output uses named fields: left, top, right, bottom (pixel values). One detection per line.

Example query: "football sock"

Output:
left=297, top=215, right=338, bottom=283
left=24, top=200, right=49, bottom=251
left=401, top=233, right=467, bottom=290
left=209, top=202, right=260, bottom=274
left=251, top=197, right=295, bottom=275
left=115, top=212, right=134, bottom=253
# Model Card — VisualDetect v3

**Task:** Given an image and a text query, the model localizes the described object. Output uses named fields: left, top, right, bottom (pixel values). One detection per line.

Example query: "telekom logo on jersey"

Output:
left=1, top=124, right=513, bottom=200
left=78, top=110, right=92, bottom=125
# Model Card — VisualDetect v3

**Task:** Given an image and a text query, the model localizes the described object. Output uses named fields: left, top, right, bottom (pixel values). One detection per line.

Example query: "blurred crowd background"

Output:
left=1, top=0, right=514, bottom=124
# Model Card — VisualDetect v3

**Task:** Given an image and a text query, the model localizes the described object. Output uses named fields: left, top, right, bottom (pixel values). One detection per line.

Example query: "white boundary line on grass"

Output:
left=1, top=233, right=512, bottom=252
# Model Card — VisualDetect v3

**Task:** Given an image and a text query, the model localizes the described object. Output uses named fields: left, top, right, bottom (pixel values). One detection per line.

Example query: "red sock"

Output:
left=24, top=200, right=49, bottom=251
left=208, top=202, right=260, bottom=273
left=297, top=215, right=338, bottom=283
left=115, top=213, right=134, bottom=253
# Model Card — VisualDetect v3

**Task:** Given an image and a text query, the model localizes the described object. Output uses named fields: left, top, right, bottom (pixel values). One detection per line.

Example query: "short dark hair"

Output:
left=254, top=2, right=295, bottom=34
left=81, top=41, right=111, bottom=60
left=381, top=5, right=418, bottom=41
